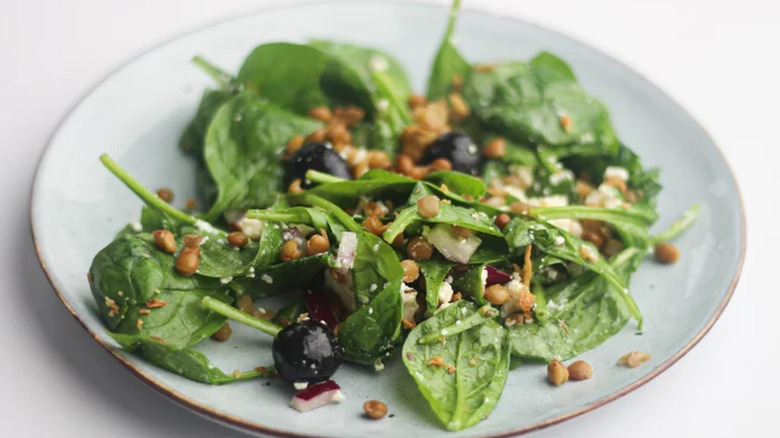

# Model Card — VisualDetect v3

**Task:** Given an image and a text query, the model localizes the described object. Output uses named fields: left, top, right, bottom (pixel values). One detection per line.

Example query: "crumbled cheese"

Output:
left=510, top=165, right=534, bottom=189
left=261, top=274, right=273, bottom=284
left=481, top=267, right=488, bottom=286
left=401, top=284, right=419, bottom=322
left=527, top=195, right=569, bottom=208
left=373, top=361, right=385, bottom=372
left=438, top=282, right=454, bottom=305
left=369, top=283, right=378, bottom=292
left=194, top=220, right=218, bottom=234
left=376, top=98, right=390, bottom=112
left=330, top=390, right=346, bottom=402
left=553, top=236, right=565, bottom=246
left=604, top=166, right=630, bottom=182
left=220, top=276, right=233, bottom=284
left=550, top=218, right=583, bottom=237
left=335, top=232, right=358, bottom=271
left=129, top=222, right=142, bottom=232
left=549, top=169, right=574, bottom=186
left=372, top=243, right=380, bottom=252
left=237, top=217, right=263, bottom=240
left=293, top=382, right=308, bottom=390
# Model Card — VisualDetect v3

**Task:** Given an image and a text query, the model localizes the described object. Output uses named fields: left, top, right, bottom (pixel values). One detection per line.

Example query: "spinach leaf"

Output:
left=424, top=171, right=486, bottom=199
left=403, top=301, right=510, bottom=431
left=462, top=54, right=619, bottom=156
left=383, top=203, right=502, bottom=243
left=426, top=0, right=470, bottom=100
left=230, top=253, right=334, bottom=300
left=202, top=93, right=322, bottom=220
left=450, top=264, right=487, bottom=306
left=110, top=333, right=272, bottom=384
left=338, top=232, right=404, bottom=364
left=89, top=234, right=232, bottom=348
left=418, top=256, right=455, bottom=315
left=179, top=89, right=234, bottom=158
left=530, top=205, right=654, bottom=247
left=237, top=43, right=329, bottom=114
left=502, top=218, right=642, bottom=326
left=508, top=247, right=642, bottom=361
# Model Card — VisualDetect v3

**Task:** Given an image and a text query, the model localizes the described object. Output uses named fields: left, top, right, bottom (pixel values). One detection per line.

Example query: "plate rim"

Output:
left=29, top=1, right=747, bottom=436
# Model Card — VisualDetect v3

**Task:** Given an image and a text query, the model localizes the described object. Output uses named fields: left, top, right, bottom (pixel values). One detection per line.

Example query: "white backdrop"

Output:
left=2, top=0, right=778, bottom=437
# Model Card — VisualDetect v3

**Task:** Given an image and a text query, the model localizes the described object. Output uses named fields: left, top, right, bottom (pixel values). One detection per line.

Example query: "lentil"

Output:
left=406, top=237, right=434, bottom=261
left=567, top=360, right=593, bottom=380
left=153, top=230, right=177, bottom=254
left=306, top=230, right=330, bottom=256
left=227, top=231, right=249, bottom=248
left=285, top=135, right=304, bottom=155
left=237, top=294, right=255, bottom=315
left=288, top=178, right=305, bottom=194
left=156, top=187, right=174, bottom=203
left=400, top=259, right=420, bottom=284
left=429, top=157, right=452, bottom=171
left=483, top=138, right=506, bottom=159
left=654, top=243, right=680, bottom=264
left=183, top=234, right=203, bottom=249
left=212, top=322, right=232, bottom=341
left=363, top=400, right=388, bottom=420
left=407, top=94, right=427, bottom=109
left=307, top=106, right=332, bottom=123
left=547, top=359, right=569, bottom=386
left=417, top=195, right=440, bottom=218
left=484, top=284, right=509, bottom=305
left=176, top=248, right=199, bottom=276
left=280, top=240, right=302, bottom=262
left=362, top=216, right=387, bottom=236
left=304, top=128, right=327, bottom=144
left=495, top=213, right=511, bottom=230
left=618, top=351, right=651, bottom=368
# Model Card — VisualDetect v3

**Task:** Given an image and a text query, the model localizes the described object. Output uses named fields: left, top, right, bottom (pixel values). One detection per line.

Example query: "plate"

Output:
left=30, top=1, right=744, bottom=436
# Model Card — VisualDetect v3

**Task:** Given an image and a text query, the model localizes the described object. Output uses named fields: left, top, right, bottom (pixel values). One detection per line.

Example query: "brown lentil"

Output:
left=407, top=94, right=427, bottom=109
left=408, top=166, right=427, bottom=180
left=183, top=234, right=203, bottom=249
left=451, top=75, right=463, bottom=91
left=547, top=359, right=569, bottom=386
left=185, top=198, right=197, bottom=210
left=406, top=237, right=434, bottom=261
left=495, top=213, right=511, bottom=230
left=448, top=92, right=470, bottom=120
left=152, top=230, right=177, bottom=254
left=618, top=351, right=651, bottom=368
left=483, top=138, right=506, bottom=159
left=450, top=225, right=472, bottom=239
left=567, top=360, right=593, bottom=380
left=352, top=161, right=369, bottom=179
left=306, top=230, right=330, bottom=256
left=363, top=400, right=388, bottom=420
left=429, top=158, right=453, bottom=172
left=484, top=284, right=509, bottom=305
left=576, top=180, right=594, bottom=200
left=367, top=151, right=391, bottom=169
left=156, top=187, right=174, bottom=203
left=417, top=195, right=440, bottom=218
left=582, top=230, right=604, bottom=249
left=334, top=105, right=365, bottom=127
left=280, top=240, right=303, bottom=262
left=236, top=294, right=255, bottom=315
left=396, top=154, right=414, bottom=174
left=227, top=231, right=249, bottom=248
left=212, top=322, right=232, bottom=342
left=362, top=216, right=387, bottom=236
left=325, top=122, right=351, bottom=149
left=286, top=135, right=305, bottom=156
left=176, top=248, right=199, bottom=276
left=400, top=259, right=420, bottom=284
left=288, top=178, right=305, bottom=194
left=654, top=243, right=680, bottom=264
left=510, top=201, right=530, bottom=214
left=304, top=128, right=327, bottom=144
left=307, top=106, right=332, bottom=123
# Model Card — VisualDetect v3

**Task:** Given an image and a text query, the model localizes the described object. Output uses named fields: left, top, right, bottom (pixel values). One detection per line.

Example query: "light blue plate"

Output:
left=31, top=1, right=744, bottom=436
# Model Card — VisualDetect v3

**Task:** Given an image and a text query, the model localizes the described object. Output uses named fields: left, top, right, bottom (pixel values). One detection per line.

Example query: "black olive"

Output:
left=419, top=131, right=482, bottom=175
left=286, top=142, right=351, bottom=188
left=272, top=319, right=344, bottom=384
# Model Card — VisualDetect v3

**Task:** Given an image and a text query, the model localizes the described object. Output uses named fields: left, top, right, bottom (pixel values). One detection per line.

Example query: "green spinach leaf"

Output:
left=418, top=256, right=455, bottom=315
left=426, top=0, right=470, bottom=100
left=403, top=301, right=510, bottom=431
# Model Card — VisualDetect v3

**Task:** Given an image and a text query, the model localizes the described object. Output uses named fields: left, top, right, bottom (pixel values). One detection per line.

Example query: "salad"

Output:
left=88, top=0, right=698, bottom=431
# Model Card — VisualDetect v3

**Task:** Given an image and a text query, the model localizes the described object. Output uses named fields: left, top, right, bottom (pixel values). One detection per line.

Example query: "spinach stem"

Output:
left=191, top=56, right=234, bottom=89
left=305, top=169, right=346, bottom=185
left=99, top=154, right=196, bottom=226
left=650, top=203, right=701, bottom=244
left=212, top=366, right=275, bottom=384
left=531, top=205, right=651, bottom=225
left=246, top=209, right=311, bottom=224
left=294, top=192, right=361, bottom=232
left=201, top=296, right=282, bottom=337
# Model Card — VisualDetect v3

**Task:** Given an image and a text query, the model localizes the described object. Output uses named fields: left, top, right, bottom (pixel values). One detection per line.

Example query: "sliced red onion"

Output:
left=335, top=231, right=358, bottom=271
left=484, top=266, right=512, bottom=286
left=289, top=380, right=345, bottom=412
left=303, top=288, right=340, bottom=329
left=424, top=224, right=481, bottom=264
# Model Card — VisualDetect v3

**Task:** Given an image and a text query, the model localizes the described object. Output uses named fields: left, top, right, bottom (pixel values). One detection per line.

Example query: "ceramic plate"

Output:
left=31, top=1, right=744, bottom=436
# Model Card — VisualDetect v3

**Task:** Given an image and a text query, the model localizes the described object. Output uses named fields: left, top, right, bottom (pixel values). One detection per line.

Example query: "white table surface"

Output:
left=2, top=0, right=778, bottom=436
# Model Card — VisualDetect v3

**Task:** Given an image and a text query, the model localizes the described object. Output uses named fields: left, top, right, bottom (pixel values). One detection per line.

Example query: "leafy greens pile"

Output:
left=88, top=0, right=697, bottom=431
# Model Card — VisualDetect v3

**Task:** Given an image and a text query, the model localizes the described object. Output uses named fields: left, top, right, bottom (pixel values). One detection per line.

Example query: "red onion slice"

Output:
left=290, top=380, right=345, bottom=412
left=484, top=266, right=511, bottom=286
left=303, top=288, right=340, bottom=329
